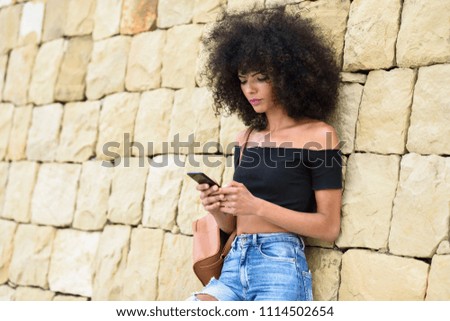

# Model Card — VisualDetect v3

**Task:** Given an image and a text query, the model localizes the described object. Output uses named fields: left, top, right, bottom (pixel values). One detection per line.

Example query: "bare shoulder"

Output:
left=293, top=120, right=339, bottom=150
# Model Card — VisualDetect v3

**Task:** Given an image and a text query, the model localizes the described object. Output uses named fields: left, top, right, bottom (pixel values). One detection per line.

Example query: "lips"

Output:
left=249, top=98, right=262, bottom=106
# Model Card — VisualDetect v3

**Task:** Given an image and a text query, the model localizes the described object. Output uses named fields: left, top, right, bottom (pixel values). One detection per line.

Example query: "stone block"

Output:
left=56, top=101, right=100, bottom=162
left=86, top=36, right=131, bottom=100
left=266, top=0, right=301, bottom=8
left=327, top=83, right=363, bottom=154
left=157, top=0, right=194, bottom=28
left=6, top=105, right=32, bottom=161
left=65, top=0, right=96, bottom=36
left=407, top=64, right=450, bottom=155
left=0, top=54, right=7, bottom=101
left=133, top=89, right=174, bottom=156
left=305, top=248, right=342, bottom=301
left=343, top=0, right=401, bottom=71
left=42, top=0, right=69, bottom=42
left=177, top=154, right=225, bottom=235
left=426, top=255, right=450, bottom=300
left=122, top=228, right=165, bottom=300
left=222, top=155, right=234, bottom=185
left=18, top=1, right=45, bottom=45
left=3, top=44, right=37, bottom=106
left=355, top=68, right=415, bottom=154
left=26, top=104, right=63, bottom=162
left=162, top=24, right=204, bottom=89
left=108, top=158, right=149, bottom=225
left=0, top=0, right=12, bottom=8
left=340, top=72, right=367, bottom=84
left=142, top=155, right=185, bottom=230
left=31, top=163, right=81, bottom=227
left=73, top=161, right=113, bottom=231
left=389, top=154, right=450, bottom=258
left=168, top=88, right=220, bottom=154
left=227, top=0, right=264, bottom=12
left=287, top=0, right=350, bottom=66
left=125, top=30, right=166, bottom=91
left=53, top=295, right=88, bottom=301
left=0, top=162, right=8, bottom=216
left=29, top=39, right=66, bottom=105
left=336, top=153, right=400, bottom=250
left=0, top=219, right=17, bottom=284
left=96, top=92, right=140, bottom=160
left=193, top=0, right=226, bottom=23
left=2, top=161, right=39, bottom=223
left=13, top=287, right=55, bottom=301
left=339, top=249, right=429, bottom=300
left=93, top=0, right=123, bottom=40
left=93, top=225, right=131, bottom=300
left=219, top=114, right=246, bottom=155
left=0, top=285, right=14, bottom=300
left=0, top=4, right=22, bottom=54
left=9, top=224, right=56, bottom=288
left=158, top=233, right=202, bottom=300
left=55, top=36, right=93, bottom=102
left=0, top=103, right=14, bottom=160
left=120, top=0, right=158, bottom=35
left=48, top=229, right=101, bottom=297
left=397, top=0, right=450, bottom=68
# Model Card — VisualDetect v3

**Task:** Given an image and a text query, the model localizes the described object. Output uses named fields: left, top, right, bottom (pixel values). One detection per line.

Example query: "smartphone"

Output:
left=187, top=172, right=220, bottom=187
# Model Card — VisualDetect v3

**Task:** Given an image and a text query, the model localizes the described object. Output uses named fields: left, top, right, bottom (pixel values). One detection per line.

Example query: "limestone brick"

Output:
left=0, top=54, right=7, bottom=101
left=193, top=0, right=226, bottom=24
left=73, top=161, right=113, bottom=231
left=0, top=103, right=14, bottom=160
left=0, top=162, right=8, bottom=216
left=55, top=36, right=93, bottom=102
left=426, top=255, right=450, bottom=300
left=222, top=155, right=234, bottom=185
left=2, top=161, right=39, bottom=223
left=142, top=155, right=185, bottom=230
left=96, top=92, right=140, bottom=160
left=31, top=163, right=81, bottom=227
left=56, top=101, right=100, bottom=162
left=355, top=68, right=415, bottom=154
left=168, top=88, right=220, bottom=154
left=133, top=89, right=174, bottom=156
left=93, top=0, right=123, bottom=40
left=397, top=0, right=450, bottom=68
left=339, top=249, right=429, bottom=300
left=407, top=64, right=450, bottom=155
left=389, top=154, right=450, bottom=258
left=42, top=0, right=69, bottom=42
left=125, top=30, right=166, bottom=91
left=26, top=104, right=63, bottom=162
left=227, top=0, right=264, bottom=12
left=0, top=219, right=17, bottom=284
left=0, top=4, right=22, bottom=54
left=9, top=224, right=56, bottom=288
left=0, top=0, right=12, bottom=8
left=108, top=158, right=149, bottom=225
left=120, top=0, right=158, bottom=35
left=18, top=1, right=45, bottom=45
left=86, top=36, right=131, bottom=100
left=327, top=83, right=363, bottom=154
left=157, top=0, right=194, bottom=28
left=437, top=241, right=450, bottom=255
left=53, top=295, right=88, bottom=301
left=48, top=229, right=101, bottom=297
left=6, top=105, right=32, bottom=161
left=162, top=24, right=204, bottom=89
left=3, top=45, right=37, bottom=106
left=177, top=154, right=225, bottom=235
left=29, top=39, right=66, bottom=105
left=340, top=72, right=367, bottom=84
left=336, top=153, right=400, bottom=250
left=305, top=248, right=342, bottom=301
left=65, top=0, right=96, bottom=36
left=13, top=286, right=55, bottom=301
left=219, top=114, right=246, bottom=155
left=158, top=233, right=202, bottom=300
left=122, top=228, right=165, bottom=300
left=343, top=0, right=401, bottom=71
left=93, top=225, right=131, bottom=300
left=0, top=285, right=14, bottom=300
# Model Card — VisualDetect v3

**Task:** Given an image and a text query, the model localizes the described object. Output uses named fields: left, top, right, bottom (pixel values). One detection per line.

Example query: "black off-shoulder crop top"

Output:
left=233, top=146, right=342, bottom=213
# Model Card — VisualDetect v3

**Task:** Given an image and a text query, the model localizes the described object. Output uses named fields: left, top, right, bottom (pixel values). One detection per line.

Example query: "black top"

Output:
left=233, top=146, right=342, bottom=213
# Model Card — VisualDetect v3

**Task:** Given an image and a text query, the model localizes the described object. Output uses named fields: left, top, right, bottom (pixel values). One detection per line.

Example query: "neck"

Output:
left=264, top=107, right=296, bottom=133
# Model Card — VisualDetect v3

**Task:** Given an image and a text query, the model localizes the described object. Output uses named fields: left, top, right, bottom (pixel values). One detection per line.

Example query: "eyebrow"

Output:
left=238, top=71, right=262, bottom=78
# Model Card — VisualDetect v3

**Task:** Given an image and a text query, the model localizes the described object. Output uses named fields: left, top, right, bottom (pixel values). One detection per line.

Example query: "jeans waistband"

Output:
left=234, top=232, right=305, bottom=251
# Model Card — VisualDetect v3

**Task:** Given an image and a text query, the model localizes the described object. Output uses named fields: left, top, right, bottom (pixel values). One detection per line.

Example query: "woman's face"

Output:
left=238, top=71, right=276, bottom=113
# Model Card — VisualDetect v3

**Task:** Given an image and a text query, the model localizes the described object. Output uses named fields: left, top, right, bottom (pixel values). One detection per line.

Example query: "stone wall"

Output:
left=0, top=0, right=449, bottom=301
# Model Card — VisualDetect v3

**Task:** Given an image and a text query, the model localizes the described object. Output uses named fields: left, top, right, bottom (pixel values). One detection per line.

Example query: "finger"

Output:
left=205, top=202, right=220, bottom=211
left=219, top=187, right=239, bottom=195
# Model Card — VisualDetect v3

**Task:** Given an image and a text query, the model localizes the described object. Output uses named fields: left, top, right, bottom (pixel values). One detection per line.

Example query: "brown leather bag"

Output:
left=192, top=128, right=252, bottom=286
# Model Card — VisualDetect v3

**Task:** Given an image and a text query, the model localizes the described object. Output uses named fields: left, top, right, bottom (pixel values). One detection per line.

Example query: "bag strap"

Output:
left=238, top=127, right=253, bottom=165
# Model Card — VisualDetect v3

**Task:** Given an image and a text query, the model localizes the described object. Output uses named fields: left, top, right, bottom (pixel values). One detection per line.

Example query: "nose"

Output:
left=242, top=81, right=256, bottom=96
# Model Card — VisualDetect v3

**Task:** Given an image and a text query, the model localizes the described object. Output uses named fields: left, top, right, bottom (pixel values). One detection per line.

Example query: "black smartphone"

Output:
left=187, top=172, right=220, bottom=187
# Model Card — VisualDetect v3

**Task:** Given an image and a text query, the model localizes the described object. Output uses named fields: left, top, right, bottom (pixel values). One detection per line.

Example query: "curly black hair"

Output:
left=201, top=7, right=340, bottom=131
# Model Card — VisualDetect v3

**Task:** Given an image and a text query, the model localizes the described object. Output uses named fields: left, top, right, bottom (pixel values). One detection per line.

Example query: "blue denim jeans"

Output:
left=189, top=232, right=313, bottom=301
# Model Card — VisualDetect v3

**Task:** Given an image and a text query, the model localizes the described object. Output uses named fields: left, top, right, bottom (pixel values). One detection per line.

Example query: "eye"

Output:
left=257, top=75, right=269, bottom=82
left=239, top=79, right=247, bottom=85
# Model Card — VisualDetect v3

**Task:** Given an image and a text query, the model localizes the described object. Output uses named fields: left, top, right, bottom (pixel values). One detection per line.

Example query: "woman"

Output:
left=191, top=7, right=342, bottom=301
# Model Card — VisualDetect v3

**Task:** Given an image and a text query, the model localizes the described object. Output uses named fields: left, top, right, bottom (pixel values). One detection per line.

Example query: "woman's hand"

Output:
left=219, top=181, right=261, bottom=216
left=197, top=184, right=224, bottom=216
